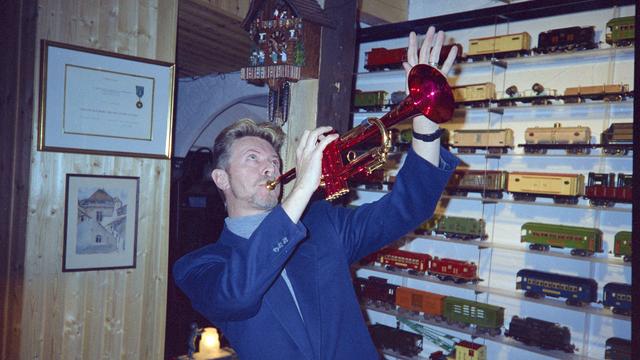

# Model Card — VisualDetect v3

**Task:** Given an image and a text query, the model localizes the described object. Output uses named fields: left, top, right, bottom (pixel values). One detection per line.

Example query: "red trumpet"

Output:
left=266, top=64, right=455, bottom=200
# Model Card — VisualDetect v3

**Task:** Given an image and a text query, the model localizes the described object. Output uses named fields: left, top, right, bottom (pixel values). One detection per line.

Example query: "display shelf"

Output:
left=356, top=0, right=637, bottom=43
left=350, top=188, right=633, bottom=213
left=359, top=265, right=630, bottom=322
left=354, top=5, right=634, bottom=359
left=366, top=305, right=599, bottom=360
left=450, top=151, right=633, bottom=159
left=401, top=233, right=631, bottom=268
left=352, top=100, right=634, bottom=121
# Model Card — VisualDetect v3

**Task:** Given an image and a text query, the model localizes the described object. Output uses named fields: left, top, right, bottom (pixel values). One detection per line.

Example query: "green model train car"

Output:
left=606, top=16, right=635, bottom=47
left=353, top=90, right=387, bottom=111
left=433, top=216, right=487, bottom=240
left=520, top=222, right=603, bottom=256
left=613, top=231, right=632, bottom=262
left=443, top=296, right=504, bottom=336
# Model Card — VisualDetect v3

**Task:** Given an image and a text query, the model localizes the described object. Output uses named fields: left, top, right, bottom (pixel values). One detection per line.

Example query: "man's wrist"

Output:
left=413, top=128, right=443, bottom=142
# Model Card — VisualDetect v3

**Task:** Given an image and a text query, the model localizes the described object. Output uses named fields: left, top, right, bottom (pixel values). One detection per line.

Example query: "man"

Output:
left=174, top=27, right=459, bottom=360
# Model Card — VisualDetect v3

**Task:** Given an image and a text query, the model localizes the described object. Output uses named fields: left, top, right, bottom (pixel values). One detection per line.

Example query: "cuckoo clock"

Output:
left=241, top=0, right=332, bottom=125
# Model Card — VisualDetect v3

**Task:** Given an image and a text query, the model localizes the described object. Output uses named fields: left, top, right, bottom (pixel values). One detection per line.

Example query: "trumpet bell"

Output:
left=408, top=64, right=455, bottom=123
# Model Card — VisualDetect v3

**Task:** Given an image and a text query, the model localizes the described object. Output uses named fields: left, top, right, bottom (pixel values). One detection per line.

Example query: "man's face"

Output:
left=214, top=136, right=281, bottom=216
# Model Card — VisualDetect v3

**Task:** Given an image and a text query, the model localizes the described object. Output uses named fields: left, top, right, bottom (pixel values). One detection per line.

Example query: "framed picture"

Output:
left=38, top=40, right=175, bottom=158
left=63, top=174, right=140, bottom=272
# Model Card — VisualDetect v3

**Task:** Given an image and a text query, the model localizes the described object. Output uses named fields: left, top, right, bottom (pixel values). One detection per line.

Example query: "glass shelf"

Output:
left=350, top=188, right=633, bottom=213
left=352, top=100, right=634, bottom=122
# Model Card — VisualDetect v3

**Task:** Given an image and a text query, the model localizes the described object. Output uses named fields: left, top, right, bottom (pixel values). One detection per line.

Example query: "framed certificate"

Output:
left=38, top=40, right=175, bottom=158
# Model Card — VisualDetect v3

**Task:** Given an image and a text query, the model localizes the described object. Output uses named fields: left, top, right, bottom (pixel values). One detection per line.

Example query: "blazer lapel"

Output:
left=265, top=275, right=314, bottom=359
left=286, top=243, right=321, bottom=359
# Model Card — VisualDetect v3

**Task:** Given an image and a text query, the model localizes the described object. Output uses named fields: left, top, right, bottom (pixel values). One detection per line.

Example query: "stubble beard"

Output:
left=229, top=173, right=279, bottom=211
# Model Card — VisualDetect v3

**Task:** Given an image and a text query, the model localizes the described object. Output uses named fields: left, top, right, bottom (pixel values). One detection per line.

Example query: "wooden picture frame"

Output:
left=63, top=174, right=140, bottom=272
left=39, top=40, right=175, bottom=158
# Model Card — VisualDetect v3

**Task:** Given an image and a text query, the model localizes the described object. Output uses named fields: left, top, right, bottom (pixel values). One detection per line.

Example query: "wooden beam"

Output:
left=316, top=0, right=358, bottom=134
left=358, top=0, right=407, bottom=25
left=0, top=0, right=37, bottom=359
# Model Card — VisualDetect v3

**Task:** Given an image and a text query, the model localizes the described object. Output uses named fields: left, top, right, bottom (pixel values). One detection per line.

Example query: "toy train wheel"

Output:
left=623, top=255, right=630, bottom=262
left=484, top=191, right=503, bottom=199
left=565, top=299, right=584, bottom=307
left=513, top=193, right=535, bottom=202
left=570, top=249, right=588, bottom=257
left=437, top=275, right=448, bottom=282
left=524, top=291, right=543, bottom=299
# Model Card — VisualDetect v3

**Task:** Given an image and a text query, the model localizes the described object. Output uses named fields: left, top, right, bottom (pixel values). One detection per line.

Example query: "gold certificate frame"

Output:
left=38, top=40, right=175, bottom=158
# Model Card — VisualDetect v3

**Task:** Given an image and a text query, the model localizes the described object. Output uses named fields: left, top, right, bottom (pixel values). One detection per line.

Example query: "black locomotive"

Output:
left=368, top=323, right=423, bottom=357
left=504, top=316, right=576, bottom=353
left=605, top=337, right=632, bottom=360
left=533, top=26, right=597, bottom=53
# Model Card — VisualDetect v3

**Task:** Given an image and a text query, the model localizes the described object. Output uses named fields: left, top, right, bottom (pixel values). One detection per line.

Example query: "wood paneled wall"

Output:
left=3, top=1, right=177, bottom=359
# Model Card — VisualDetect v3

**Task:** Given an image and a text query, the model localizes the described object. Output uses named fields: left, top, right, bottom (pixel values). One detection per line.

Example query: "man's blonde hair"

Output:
left=212, top=118, right=285, bottom=171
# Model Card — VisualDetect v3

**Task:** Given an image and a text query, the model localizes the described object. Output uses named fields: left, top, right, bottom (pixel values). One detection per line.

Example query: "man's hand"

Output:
left=402, top=26, right=457, bottom=165
left=282, top=126, right=338, bottom=223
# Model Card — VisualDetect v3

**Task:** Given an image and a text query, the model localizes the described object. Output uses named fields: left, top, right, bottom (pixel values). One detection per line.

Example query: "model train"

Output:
left=523, top=123, right=592, bottom=155
left=520, top=222, right=603, bottom=257
left=516, top=269, right=632, bottom=314
left=364, top=44, right=463, bottom=71
left=467, top=32, right=531, bottom=61
left=451, top=82, right=632, bottom=108
left=374, top=247, right=481, bottom=284
left=415, top=215, right=487, bottom=241
left=533, top=26, right=597, bottom=54
left=613, top=231, right=631, bottom=262
left=505, top=316, right=577, bottom=353
left=363, top=18, right=634, bottom=72
left=606, top=16, right=635, bottom=47
left=602, top=282, right=632, bottom=316
left=368, top=323, right=423, bottom=357
left=451, top=128, right=514, bottom=154
left=605, top=337, right=632, bottom=360
left=601, top=122, right=633, bottom=155
left=585, top=172, right=632, bottom=207
left=445, top=170, right=507, bottom=199
left=441, top=168, right=631, bottom=207
left=445, top=123, right=631, bottom=156
left=357, top=276, right=504, bottom=336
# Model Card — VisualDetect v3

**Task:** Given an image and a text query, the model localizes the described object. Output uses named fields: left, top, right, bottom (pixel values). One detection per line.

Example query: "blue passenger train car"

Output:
left=516, top=269, right=598, bottom=306
left=602, top=282, right=632, bottom=316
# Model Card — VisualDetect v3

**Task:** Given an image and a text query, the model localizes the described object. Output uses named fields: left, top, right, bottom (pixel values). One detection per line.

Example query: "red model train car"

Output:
left=427, top=257, right=479, bottom=284
left=376, top=248, right=431, bottom=274
left=365, top=44, right=463, bottom=71
left=584, top=172, right=632, bottom=207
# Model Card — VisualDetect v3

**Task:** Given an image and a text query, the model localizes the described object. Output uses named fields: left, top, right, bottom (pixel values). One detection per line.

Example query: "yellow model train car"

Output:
left=452, top=128, right=514, bottom=154
left=467, top=32, right=531, bottom=60
left=452, top=82, right=496, bottom=106
left=524, top=123, right=592, bottom=154
left=508, top=172, right=585, bottom=204
left=564, top=84, right=630, bottom=102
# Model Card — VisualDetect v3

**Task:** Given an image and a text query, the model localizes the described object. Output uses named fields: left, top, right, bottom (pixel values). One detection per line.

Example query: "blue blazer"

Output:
left=173, top=148, right=458, bottom=360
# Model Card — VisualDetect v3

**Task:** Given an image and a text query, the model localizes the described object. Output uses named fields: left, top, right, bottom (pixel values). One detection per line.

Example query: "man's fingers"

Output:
left=441, top=45, right=458, bottom=75
left=407, top=31, right=418, bottom=66
left=419, top=26, right=436, bottom=64
left=430, top=31, right=445, bottom=65
left=303, top=126, right=333, bottom=154
left=315, top=133, right=339, bottom=154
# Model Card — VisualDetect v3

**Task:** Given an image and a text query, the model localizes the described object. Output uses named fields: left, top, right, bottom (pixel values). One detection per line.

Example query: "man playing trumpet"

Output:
left=174, top=27, right=460, bottom=360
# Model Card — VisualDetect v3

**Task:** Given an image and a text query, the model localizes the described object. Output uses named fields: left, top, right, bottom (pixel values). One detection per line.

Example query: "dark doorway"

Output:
left=164, top=148, right=227, bottom=359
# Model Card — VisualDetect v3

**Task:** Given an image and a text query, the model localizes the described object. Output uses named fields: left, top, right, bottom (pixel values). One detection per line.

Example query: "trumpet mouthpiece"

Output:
left=265, top=179, right=279, bottom=190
